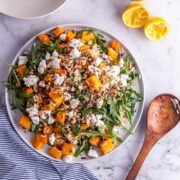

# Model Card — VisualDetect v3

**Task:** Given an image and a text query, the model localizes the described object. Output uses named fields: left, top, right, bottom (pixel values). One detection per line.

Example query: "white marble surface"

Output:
left=0, top=0, right=180, bottom=179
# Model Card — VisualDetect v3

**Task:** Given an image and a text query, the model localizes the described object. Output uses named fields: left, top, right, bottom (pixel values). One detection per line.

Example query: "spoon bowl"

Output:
left=126, top=94, right=180, bottom=180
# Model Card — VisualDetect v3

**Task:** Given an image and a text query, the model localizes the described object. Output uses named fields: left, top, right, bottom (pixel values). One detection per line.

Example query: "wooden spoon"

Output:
left=126, top=94, right=180, bottom=180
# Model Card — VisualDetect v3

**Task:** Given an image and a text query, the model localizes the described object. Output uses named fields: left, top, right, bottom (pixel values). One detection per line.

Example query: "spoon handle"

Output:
left=126, top=130, right=161, bottom=180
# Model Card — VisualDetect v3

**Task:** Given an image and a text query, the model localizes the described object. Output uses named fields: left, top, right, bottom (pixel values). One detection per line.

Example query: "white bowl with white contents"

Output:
left=0, top=0, right=69, bottom=19
left=5, top=24, right=145, bottom=163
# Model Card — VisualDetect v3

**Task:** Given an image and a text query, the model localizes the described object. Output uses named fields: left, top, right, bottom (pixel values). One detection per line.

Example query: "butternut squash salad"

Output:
left=6, top=27, right=142, bottom=162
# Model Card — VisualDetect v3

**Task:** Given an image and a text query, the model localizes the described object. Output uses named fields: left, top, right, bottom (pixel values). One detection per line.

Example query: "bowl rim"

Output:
left=0, top=0, right=69, bottom=19
left=5, top=23, right=145, bottom=163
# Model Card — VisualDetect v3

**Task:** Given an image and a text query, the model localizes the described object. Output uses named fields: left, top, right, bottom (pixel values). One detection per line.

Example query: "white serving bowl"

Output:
left=0, top=0, right=69, bottom=19
left=5, top=24, right=145, bottom=163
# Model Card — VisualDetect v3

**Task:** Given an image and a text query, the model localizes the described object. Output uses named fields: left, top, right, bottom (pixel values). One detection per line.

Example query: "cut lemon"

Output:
left=144, top=17, right=170, bottom=41
left=122, top=4, right=150, bottom=28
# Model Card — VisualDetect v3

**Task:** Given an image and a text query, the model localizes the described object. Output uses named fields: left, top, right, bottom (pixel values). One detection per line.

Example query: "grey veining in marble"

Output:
left=0, top=0, right=180, bottom=179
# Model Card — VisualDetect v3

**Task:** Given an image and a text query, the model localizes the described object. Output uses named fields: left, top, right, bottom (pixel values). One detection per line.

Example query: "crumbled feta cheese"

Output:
left=59, top=33, right=66, bottom=41
left=48, top=58, right=60, bottom=68
left=45, top=52, right=51, bottom=60
left=54, top=74, right=64, bottom=86
left=23, top=75, right=39, bottom=87
left=70, top=99, right=80, bottom=109
left=110, top=77, right=121, bottom=87
left=86, top=114, right=103, bottom=125
left=88, top=149, right=99, bottom=158
left=108, top=66, right=120, bottom=77
left=52, top=50, right=59, bottom=58
left=94, top=57, right=103, bottom=67
left=68, top=111, right=74, bottom=119
left=49, top=133, right=56, bottom=145
left=102, top=53, right=109, bottom=59
left=64, top=92, right=71, bottom=101
left=90, top=44, right=99, bottom=59
left=26, top=104, right=39, bottom=117
left=38, top=60, right=47, bottom=74
left=38, top=81, right=46, bottom=88
left=63, top=155, right=74, bottom=163
left=18, top=56, right=28, bottom=66
left=69, top=39, right=83, bottom=48
left=71, top=87, right=76, bottom=92
left=119, top=58, right=124, bottom=68
left=39, top=110, right=51, bottom=121
left=48, top=116, right=55, bottom=125
left=70, top=48, right=81, bottom=59
left=88, top=65, right=101, bottom=76
left=120, top=74, right=129, bottom=87
left=33, top=95, right=39, bottom=102
left=31, top=116, right=40, bottom=125
left=96, top=99, right=104, bottom=108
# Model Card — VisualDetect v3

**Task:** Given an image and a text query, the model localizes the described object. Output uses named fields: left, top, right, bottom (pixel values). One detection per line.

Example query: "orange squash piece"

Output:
left=109, top=40, right=122, bottom=52
left=43, top=126, right=52, bottom=135
left=56, top=111, right=66, bottom=124
left=44, top=74, right=53, bottom=82
left=62, top=143, right=75, bottom=155
left=16, top=64, right=27, bottom=79
left=31, top=136, right=44, bottom=150
left=38, top=34, right=51, bottom=44
left=89, top=136, right=101, bottom=146
left=80, top=44, right=89, bottom=51
left=53, top=27, right=64, bottom=37
left=19, top=115, right=31, bottom=129
left=49, top=146, right=62, bottom=159
left=66, top=30, right=77, bottom=42
left=35, top=133, right=48, bottom=144
left=58, top=43, right=67, bottom=48
left=81, top=31, right=97, bottom=43
left=86, top=75, right=103, bottom=91
left=49, top=86, right=64, bottom=107
left=107, top=47, right=118, bottom=60
left=24, top=87, right=33, bottom=95
left=80, top=123, right=89, bottom=130
left=99, top=138, right=115, bottom=154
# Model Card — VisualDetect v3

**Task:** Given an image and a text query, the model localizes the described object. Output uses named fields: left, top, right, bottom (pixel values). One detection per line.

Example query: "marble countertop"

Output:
left=0, top=0, right=180, bottom=179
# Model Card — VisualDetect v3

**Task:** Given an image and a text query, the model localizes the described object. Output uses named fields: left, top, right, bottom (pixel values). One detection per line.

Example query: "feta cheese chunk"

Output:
left=94, top=57, right=103, bottom=67
left=38, top=81, right=46, bottom=88
left=38, top=60, right=47, bottom=74
left=39, top=110, right=51, bottom=121
left=23, top=75, right=39, bottom=87
left=26, top=104, right=39, bottom=117
left=52, top=50, right=59, bottom=58
left=48, top=58, right=60, bottom=68
left=59, top=33, right=67, bottom=41
left=70, top=99, right=80, bottom=109
left=70, top=48, right=81, bottom=59
left=63, top=155, right=74, bottom=163
left=108, top=66, right=120, bottom=77
left=49, top=133, right=56, bottom=145
left=54, top=74, right=64, bottom=86
left=48, top=116, right=55, bottom=125
left=45, top=52, right=51, bottom=60
left=68, top=111, right=74, bottom=119
left=30, top=116, right=40, bottom=125
left=69, top=39, right=83, bottom=48
left=88, top=65, right=101, bottom=76
left=18, top=56, right=28, bottom=66
left=120, top=74, right=129, bottom=87
left=88, top=149, right=99, bottom=158
left=119, top=58, right=124, bottom=68
left=64, top=92, right=71, bottom=101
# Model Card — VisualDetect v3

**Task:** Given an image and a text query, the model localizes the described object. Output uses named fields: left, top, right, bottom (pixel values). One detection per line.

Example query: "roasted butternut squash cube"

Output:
left=19, top=115, right=31, bottom=129
left=44, top=74, right=53, bottom=82
left=80, top=123, right=89, bottom=130
left=56, top=111, right=66, bottom=124
left=35, top=134, right=48, bottom=144
left=24, top=87, right=34, bottom=95
left=38, top=34, right=51, bottom=44
left=62, top=143, right=75, bottom=155
left=66, top=30, right=77, bottom=42
left=89, top=136, right=101, bottom=146
left=31, top=136, right=44, bottom=150
left=81, top=31, right=97, bottom=43
left=43, top=125, right=52, bottom=135
left=53, top=27, right=64, bottom=37
left=109, top=40, right=121, bottom=52
left=49, top=146, right=62, bottom=159
left=99, top=138, right=115, bottom=154
left=80, top=44, right=89, bottom=51
left=86, top=75, right=103, bottom=91
left=107, top=47, right=118, bottom=60
left=16, top=64, right=27, bottom=79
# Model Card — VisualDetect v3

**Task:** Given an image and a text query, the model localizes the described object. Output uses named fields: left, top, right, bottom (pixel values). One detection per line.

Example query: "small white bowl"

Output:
left=0, top=0, right=69, bottom=19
